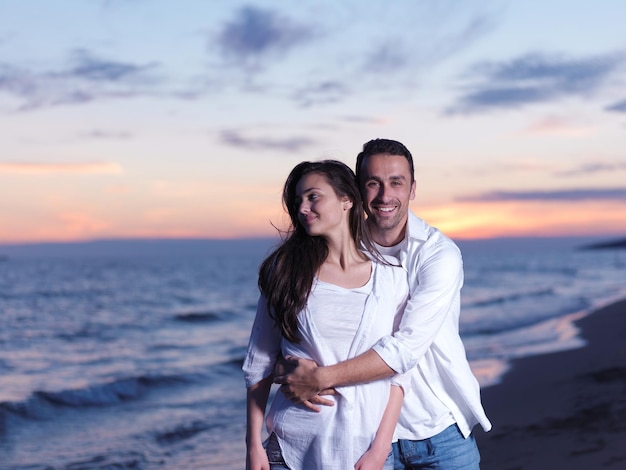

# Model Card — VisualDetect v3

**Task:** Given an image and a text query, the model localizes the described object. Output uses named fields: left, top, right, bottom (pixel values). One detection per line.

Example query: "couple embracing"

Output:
left=244, top=139, right=491, bottom=470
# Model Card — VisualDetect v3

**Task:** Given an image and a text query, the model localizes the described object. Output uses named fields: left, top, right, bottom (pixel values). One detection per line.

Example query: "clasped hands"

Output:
left=273, top=355, right=336, bottom=412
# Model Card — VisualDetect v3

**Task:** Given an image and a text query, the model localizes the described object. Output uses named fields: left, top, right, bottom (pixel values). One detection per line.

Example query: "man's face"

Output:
left=360, top=153, right=415, bottom=246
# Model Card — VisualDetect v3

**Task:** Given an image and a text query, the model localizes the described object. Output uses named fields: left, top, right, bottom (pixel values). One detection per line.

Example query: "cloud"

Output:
left=554, top=162, right=626, bottom=177
left=0, top=64, right=36, bottom=97
left=362, top=12, right=497, bottom=74
left=292, top=81, right=349, bottom=108
left=79, top=130, right=133, bottom=140
left=0, top=161, right=123, bottom=175
left=363, top=41, right=411, bottom=71
left=448, top=52, right=624, bottom=114
left=606, top=98, right=626, bottom=112
left=215, top=6, right=314, bottom=66
left=66, top=49, right=154, bottom=82
left=459, top=188, right=626, bottom=202
left=432, top=13, right=498, bottom=60
left=206, top=3, right=497, bottom=108
left=57, top=211, right=110, bottom=237
left=339, top=115, right=391, bottom=125
left=0, top=50, right=159, bottom=111
left=218, top=129, right=316, bottom=152
left=522, top=116, right=596, bottom=137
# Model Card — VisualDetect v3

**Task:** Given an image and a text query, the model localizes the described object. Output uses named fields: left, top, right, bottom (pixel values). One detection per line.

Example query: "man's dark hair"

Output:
left=355, top=138, right=415, bottom=184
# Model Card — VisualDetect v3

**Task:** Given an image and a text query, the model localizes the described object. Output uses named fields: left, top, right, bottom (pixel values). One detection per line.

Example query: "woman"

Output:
left=243, top=160, right=409, bottom=470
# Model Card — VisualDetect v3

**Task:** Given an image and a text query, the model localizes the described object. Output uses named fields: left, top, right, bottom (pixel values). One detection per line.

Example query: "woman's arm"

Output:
left=246, top=375, right=273, bottom=470
left=355, top=384, right=404, bottom=470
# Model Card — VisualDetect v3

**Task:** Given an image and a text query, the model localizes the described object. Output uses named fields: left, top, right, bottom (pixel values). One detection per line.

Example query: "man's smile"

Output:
left=373, top=205, right=398, bottom=214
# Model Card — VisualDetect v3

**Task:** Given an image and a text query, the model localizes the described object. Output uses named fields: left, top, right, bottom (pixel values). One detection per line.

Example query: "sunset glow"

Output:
left=1, top=1, right=625, bottom=245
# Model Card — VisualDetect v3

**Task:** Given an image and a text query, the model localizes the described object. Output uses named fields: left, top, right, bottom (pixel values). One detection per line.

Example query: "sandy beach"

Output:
left=475, top=299, right=626, bottom=469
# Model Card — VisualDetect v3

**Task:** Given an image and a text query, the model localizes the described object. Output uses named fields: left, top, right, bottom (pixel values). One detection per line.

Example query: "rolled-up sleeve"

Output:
left=390, top=369, right=411, bottom=392
left=242, top=295, right=282, bottom=387
left=372, top=240, right=463, bottom=374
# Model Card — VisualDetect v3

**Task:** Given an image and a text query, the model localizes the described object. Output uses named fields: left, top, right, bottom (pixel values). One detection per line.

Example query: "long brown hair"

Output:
left=258, top=160, right=379, bottom=342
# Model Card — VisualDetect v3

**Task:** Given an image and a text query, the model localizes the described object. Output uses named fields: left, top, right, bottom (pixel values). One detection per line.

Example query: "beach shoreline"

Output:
left=475, top=298, right=626, bottom=469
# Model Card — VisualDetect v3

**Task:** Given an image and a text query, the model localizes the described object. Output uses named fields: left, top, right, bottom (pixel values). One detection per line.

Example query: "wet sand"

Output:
left=475, top=299, right=626, bottom=469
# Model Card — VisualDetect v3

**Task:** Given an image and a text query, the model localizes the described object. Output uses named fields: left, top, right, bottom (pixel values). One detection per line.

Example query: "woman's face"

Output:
left=295, top=172, right=351, bottom=238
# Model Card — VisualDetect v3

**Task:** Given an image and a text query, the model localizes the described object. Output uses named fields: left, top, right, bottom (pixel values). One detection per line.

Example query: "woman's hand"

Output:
left=246, top=376, right=273, bottom=470
left=355, top=384, right=403, bottom=469
left=246, top=442, right=270, bottom=470
left=354, top=446, right=390, bottom=470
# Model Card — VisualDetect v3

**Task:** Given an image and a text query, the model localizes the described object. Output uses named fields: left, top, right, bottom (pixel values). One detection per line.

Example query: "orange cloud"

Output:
left=56, top=212, right=111, bottom=237
left=2, top=193, right=623, bottom=245
left=0, top=211, right=111, bottom=243
left=419, top=199, right=626, bottom=239
left=0, top=161, right=123, bottom=175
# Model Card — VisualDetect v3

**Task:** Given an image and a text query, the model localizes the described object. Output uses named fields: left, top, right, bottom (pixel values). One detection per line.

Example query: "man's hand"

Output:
left=274, top=355, right=336, bottom=412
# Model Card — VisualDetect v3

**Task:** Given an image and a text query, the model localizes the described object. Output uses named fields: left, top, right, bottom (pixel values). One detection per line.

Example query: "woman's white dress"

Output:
left=243, top=261, right=409, bottom=469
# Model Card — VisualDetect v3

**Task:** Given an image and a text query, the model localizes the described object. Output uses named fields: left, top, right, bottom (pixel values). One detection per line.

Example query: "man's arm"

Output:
left=372, top=242, right=463, bottom=373
left=275, top=238, right=463, bottom=402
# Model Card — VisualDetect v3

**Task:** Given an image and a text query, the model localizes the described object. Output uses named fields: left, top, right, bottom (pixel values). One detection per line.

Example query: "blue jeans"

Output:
left=393, top=424, right=480, bottom=469
left=266, top=432, right=394, bottom=469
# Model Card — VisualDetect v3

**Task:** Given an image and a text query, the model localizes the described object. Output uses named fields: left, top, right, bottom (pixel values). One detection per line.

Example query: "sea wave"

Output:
left=464, top=288, right=554, bottom=308
left=154, top=419, right=214, bottom=445
left=61, top=451, right=149, bottom=470
left=173, top=310, right=223, bottom=323
left=0, top=373, right=196, bottom=423
left=462, top=297, right=591, bottom=335
left=0, top=357, right=246, bottom=428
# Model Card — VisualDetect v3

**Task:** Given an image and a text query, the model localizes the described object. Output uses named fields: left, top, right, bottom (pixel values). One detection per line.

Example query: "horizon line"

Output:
left=1, top=233, right=624, bottom=248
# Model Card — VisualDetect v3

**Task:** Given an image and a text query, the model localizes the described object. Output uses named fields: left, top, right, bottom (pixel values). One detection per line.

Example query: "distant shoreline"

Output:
left=1, top=234, right=624, bottom=258
left=577, top=238, right=626, bottom=250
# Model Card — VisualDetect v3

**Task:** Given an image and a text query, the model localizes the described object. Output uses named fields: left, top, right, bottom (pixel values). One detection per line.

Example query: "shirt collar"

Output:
left=406, top=210, right=430, bottom=242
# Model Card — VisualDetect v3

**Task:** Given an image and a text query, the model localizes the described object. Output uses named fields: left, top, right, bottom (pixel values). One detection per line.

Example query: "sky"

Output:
left=1, top=0, right=625, bottom=244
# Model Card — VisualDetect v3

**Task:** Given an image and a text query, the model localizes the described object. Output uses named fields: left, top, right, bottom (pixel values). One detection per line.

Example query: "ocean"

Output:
left=1, top=237, right=625, bottom=469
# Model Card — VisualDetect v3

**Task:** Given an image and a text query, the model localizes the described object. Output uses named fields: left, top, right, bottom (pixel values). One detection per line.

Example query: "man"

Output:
left=275, top=138, right=491, bottom=469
